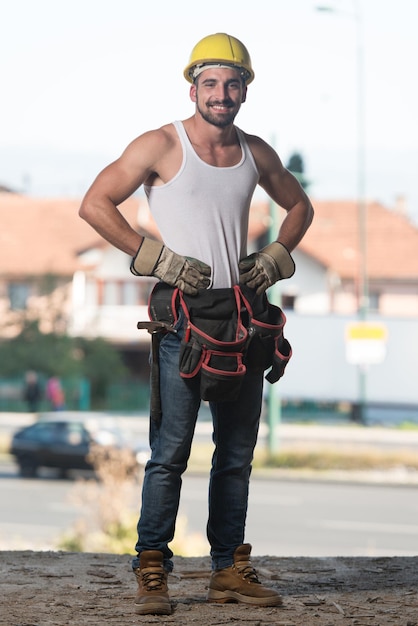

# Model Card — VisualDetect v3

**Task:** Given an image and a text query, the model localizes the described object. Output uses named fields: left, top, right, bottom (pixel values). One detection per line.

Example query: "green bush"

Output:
left=0, top=320, right=130, bottom=409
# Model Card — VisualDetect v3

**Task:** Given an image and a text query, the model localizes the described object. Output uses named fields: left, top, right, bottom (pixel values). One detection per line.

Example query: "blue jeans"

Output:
left=133, top=309, right=264, bottom=572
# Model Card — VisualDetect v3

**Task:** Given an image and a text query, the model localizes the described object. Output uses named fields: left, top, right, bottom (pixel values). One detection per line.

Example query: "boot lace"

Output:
left=141, top=570, right=166, bottom=591
left=236, top=563, right=261, bottom=585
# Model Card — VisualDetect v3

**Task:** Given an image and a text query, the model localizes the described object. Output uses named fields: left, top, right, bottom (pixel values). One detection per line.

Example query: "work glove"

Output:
left=239, top=241, right=295, bottom=295
left=130, top=238, right=211, bottom=296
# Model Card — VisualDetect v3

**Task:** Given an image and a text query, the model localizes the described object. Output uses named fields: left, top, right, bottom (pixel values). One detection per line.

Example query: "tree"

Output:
left=286, top=152, right=310, bottom=191
left=0, top=320, right=77, bottom=378
left=74, top=336, right=128, bottom=406
left=0, top=319, right=128, bottom=408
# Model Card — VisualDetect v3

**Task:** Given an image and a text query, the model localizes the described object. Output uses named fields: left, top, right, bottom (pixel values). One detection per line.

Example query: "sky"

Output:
left=1, top=0, right=418, bottom=222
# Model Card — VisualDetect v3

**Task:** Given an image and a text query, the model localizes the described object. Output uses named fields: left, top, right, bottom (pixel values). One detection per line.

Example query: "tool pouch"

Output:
left=143, top=281, right=292, bottom=405
left=239, top=285, right=292, bottom=384
left=178, top=286, right=248, bottom=402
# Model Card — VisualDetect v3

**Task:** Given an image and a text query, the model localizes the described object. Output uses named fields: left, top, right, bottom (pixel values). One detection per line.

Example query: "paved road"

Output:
left=1, top=460, right=418, bottom=557
left=3, top=411, right=418, bottom=450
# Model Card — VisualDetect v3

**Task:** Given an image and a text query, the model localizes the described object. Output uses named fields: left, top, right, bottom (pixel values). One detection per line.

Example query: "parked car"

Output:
left=9, top=418, right=149, bottom=479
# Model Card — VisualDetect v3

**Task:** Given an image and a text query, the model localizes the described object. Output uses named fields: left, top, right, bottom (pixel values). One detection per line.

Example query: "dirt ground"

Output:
left=1, top=551, right=417, bottom=626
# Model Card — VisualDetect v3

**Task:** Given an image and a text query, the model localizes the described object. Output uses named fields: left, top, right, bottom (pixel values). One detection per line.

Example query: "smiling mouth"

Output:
left=210, top=103, right=233, bottom=111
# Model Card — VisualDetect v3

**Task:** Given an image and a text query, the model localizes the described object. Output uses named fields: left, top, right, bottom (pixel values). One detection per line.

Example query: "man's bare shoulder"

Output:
left=240, top=130, right=269, bottom=152
left=130, top=123, right=178, bottom=152
left=121, top=123, right=182, bottom=184
left=240, top=130, right=281, bottom=169
left=120, top=123, right=180, bottom=177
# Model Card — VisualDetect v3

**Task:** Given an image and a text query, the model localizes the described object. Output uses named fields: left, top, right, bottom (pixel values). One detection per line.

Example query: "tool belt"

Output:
left=138, top=282, right=292, bottom=416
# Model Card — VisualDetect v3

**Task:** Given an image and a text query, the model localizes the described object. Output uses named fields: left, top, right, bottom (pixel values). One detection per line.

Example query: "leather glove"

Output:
left=130, top=238, right=211, bottom=296
left=239, top=241, right=295, bottom=295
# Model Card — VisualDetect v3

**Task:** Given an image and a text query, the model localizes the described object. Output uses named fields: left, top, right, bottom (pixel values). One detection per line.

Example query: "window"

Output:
left=368, top=291, right=380, bottom=312
left=85, top=280, right=98, bottom=306
left=122, top=282, right=138, bottom=306
left=281, top=294, right=296, bottom=310
left=96, top=278, right=156, bottom=306
left=103, top=281, right=119, bottom=305
left=23, top=422, right=56, bottom=443
left=8, top=283, right=30, bottom=310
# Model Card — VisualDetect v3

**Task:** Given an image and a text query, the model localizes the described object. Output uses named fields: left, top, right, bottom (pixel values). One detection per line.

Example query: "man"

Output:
left=79, top=32, right=314, bottom=615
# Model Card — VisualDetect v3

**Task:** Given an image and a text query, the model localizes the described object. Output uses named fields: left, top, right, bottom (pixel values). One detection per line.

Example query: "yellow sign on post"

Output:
left=345, top=322, right=388, bottom=365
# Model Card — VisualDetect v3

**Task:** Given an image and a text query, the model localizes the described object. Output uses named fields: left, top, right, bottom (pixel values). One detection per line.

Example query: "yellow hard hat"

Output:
left=184, top=33, right=254, bottom=84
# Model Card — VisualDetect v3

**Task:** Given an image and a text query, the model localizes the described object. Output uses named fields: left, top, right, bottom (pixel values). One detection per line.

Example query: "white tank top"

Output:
left=144, top=120, right=259, bottom=288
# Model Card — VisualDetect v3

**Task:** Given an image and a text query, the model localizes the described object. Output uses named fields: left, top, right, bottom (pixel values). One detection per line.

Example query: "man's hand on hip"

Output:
left=239, top=241, right=295, bottom=295
left=131, top=238, right=211, bottom=296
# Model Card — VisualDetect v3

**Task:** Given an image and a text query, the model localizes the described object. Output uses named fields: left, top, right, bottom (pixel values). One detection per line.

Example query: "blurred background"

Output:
left=1, top=0, right=417, bottom=424
left=1, top=0, right=417, bottom=211
left=1, top=0, right=418, bottom=558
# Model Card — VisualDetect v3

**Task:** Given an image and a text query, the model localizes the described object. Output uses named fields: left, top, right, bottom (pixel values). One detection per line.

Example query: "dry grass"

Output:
left=256, top=446, right=418, bottom=471
left=186, top=439, right=418, bottom=473
left=58, top=443, right=208, bottom=556
left=58, top=444, right=141, bottom=553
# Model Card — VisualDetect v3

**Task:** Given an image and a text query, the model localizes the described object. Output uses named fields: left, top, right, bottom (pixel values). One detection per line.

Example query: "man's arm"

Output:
left=239, top=135, right=314, bottom=294
left=79, top=130, right=163, bottom=256
left=79, top=128, right=211, bottom=295
left=249, top=135, right=314, bottom=250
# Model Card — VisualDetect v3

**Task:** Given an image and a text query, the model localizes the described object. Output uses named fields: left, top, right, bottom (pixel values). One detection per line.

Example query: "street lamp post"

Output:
left=266, top=133, right=283, bottom=454
left=317, top=1, right=368, bottom=318
left=317, top=1, right=369, bottom=422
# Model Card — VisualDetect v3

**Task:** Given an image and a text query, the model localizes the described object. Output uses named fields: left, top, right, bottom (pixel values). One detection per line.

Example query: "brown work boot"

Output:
left=133, top=550, right=171, bottom=615
left=207, top=544, right=282, bottom=606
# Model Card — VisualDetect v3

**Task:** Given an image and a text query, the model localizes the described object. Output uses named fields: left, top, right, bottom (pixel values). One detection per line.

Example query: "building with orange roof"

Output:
left=294, top=198, right=418, bottom=316
left=2, top=191, right=418, bottom=408
left=1, top=191, right=418, bottom=347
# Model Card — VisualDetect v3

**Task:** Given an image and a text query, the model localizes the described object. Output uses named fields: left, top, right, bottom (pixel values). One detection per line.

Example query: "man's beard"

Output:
left=197, top=100, right=238, bottom=128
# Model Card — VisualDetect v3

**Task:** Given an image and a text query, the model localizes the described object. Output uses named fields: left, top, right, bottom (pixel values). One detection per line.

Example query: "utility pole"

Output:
left=317, top=1, right=368, bottom=422
left=266, top=135, right=283, bottom=453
